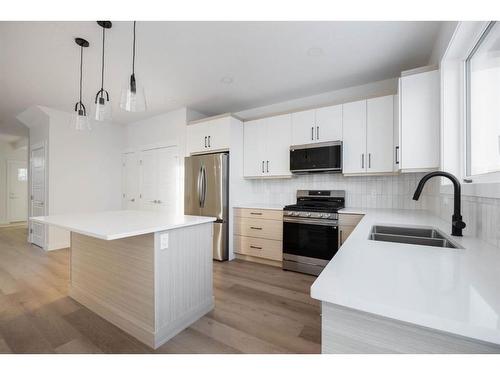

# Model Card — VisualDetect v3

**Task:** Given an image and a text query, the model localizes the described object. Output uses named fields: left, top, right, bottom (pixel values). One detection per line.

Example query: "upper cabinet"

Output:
left=343, top=96, right=394, bottom=175
left=291, top=104, right=342, bottom=145
left=244, top=114, right=292, bottom=178
left=398, top=69, right=440, bottom=171
left=186, top=116, right=231, bottom=154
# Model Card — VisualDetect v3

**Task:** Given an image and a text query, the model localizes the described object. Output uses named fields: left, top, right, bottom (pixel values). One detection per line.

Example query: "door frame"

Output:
left=6, top=159, right=28, bottom=223
left=29, top=141, right=48, bottom=245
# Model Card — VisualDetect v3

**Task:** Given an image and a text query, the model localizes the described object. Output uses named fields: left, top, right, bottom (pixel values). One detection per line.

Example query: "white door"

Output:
left=30, top=144, right=46, bottom=248
left=265, top=114, right=292, bottom=176
left=207, top=118, right=230, bottom=151
left=342, top=100, right=367, bottom=174
left=186, top=122, right=211, bottom=154
left=291, top=109, right=316, bottom=145
left=400, top=70, right=440, bottom=170
left=366, top=96, right=394, bottom=173
left=140, top=149, right=159, bottom=210
left=315, top=105, right=343, bottom=142
left=155, top=147, right=179, bottom=213
left=243, top=119, right=267, bottom=177
left=8, top=160, right=28, bottom=222
left=122, top=152, right=140, bottom=209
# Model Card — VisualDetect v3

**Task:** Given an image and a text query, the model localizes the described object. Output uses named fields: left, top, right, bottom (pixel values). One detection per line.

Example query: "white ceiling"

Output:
left=0, top=21, right=442, bottom=135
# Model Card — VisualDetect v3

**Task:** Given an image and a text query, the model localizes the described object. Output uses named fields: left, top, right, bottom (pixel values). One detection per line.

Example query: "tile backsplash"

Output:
left=239, top=172, right=437, bottom=210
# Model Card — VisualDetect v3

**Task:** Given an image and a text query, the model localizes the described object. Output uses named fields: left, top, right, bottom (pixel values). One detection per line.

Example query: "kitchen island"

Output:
left=311, top=208, right=500, bottom=353
left=31, top=210, right=216, bottom=349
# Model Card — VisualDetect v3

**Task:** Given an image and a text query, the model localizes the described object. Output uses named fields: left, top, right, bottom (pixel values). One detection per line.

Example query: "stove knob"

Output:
left=305, top=213, right=311, bottom=217
left=290, top=212, right=296, bottom=216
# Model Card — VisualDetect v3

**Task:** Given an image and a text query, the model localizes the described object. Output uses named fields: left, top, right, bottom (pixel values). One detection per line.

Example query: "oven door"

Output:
left=283, top=217, right=339, bottom=262
left=290, top=141, right=342, bottom=173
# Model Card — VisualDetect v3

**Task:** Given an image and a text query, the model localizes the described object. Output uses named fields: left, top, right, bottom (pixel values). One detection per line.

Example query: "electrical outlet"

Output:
left=160, top=233, right=169, bottom=250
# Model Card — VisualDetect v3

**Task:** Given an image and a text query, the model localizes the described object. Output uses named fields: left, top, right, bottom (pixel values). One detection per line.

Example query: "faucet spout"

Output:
left=413, top=171, right=466, bottom=236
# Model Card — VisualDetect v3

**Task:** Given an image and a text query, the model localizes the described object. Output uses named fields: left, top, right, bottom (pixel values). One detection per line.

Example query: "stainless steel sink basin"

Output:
left=369, top=225, right=462, bottom=249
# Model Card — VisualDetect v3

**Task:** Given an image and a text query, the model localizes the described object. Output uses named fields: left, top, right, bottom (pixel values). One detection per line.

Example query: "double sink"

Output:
left=369, top=225, right=462, bottom=249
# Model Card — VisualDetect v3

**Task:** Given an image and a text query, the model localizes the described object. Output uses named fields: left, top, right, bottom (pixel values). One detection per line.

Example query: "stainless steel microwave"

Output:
left=289, top=141, right=342, bottom=174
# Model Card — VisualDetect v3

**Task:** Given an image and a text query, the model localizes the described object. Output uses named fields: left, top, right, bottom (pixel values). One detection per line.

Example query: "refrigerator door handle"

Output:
left=201, top=165, right=207, bottom=208
left=197, top=166, right=203, bottom=207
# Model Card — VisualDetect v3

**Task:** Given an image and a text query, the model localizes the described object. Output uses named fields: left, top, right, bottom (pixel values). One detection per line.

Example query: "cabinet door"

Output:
left=291, top=109, right=316, bottom=145
left=342, top=100, right=367, bottom=174
left=186, top=122, right=210, bottom=154
left=366, top=95, right=394, bottom=173
left=207, top=117, right=230, bottom=151
left=243, top=119, right=266, bottom=177
left=400, top=70, right=440, bottom=170
left=265, top=114, right=292, bottom=176
left=315, top=105, right=342, bottom=142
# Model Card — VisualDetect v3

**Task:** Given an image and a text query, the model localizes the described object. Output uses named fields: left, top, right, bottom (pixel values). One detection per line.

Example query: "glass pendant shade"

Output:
left=94, top=93, right=112, bottom=121
left=72, top=109, right=91, bottom=131
left=120, top=75, right=147, bottom=112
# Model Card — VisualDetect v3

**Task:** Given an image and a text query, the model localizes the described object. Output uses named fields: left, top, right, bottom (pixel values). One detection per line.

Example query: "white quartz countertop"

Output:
left=30, top=210, right=216, bottom=241
left=311, top=208, right=500, bottom=345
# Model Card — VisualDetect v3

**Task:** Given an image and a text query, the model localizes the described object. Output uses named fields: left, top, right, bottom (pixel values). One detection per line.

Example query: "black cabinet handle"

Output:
left=250, top=245, right=262, bottom=250
left=250, top=226, right=262, bottom=230
left=395, top=146, right=400, bottom=165
left=208, top=136, right=211, bottom=147
left=250, top=212, right=262, bottom=215
left=266, top=160, right=269, bottom=173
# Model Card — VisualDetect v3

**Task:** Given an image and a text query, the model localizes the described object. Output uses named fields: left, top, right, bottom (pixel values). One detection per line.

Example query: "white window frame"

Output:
left=440, top=21, right=500, bottom=199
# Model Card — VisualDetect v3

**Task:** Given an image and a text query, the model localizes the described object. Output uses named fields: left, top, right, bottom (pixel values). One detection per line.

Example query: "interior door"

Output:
left=8, top=160, right=28, bottom=222
left=367, top=95, right=394, bottom=173
left=122, top=152, right=140, bottom=209
left=30, top=144, right=46, bottom=248
left=291, top=109, right=316, bottom=145
left=265, top=114, right=292, bottom=176
left=315, top=105, right=343, bottom=142
left=243, top=119, right=267, bottom=177
left=342, top=100, right=367, bottom=174
left=156, top=147, right=179, bottom=213
left=140, top=149, right=159, bottom=210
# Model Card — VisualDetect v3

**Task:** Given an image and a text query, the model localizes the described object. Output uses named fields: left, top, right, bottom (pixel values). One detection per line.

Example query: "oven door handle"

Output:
left=283, top=217, right=338, bottom=227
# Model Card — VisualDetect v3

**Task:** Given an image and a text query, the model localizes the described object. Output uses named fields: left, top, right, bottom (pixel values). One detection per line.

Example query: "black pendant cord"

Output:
left=75, top=44, right=86, bottom=115
left=95, top=26, right=110, bottom=103
left=130, top=21, right=137, bottom=94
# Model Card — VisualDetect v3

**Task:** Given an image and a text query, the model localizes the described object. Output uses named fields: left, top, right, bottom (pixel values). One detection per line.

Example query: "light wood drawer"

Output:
left=234, top=216, right=283, bottom=241
left=234, top=235, right=282, bottom=261
left=339, top=213, right=363, bottom=227
left=234, top=208, right=283, bottom=221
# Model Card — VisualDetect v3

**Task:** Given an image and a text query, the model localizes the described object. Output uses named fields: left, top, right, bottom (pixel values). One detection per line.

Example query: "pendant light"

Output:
left=120, top=21, right=147, bottom=112
left=72, top=38, right=91, bottom=131
left=94, top=21, right=113, bottom=122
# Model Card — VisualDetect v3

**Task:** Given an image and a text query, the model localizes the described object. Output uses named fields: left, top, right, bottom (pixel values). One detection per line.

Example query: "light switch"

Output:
left=160, top=233, right=169, bottom=249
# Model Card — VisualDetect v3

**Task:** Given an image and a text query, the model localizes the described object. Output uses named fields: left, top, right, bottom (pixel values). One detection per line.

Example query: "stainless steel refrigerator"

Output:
left=184, top=152, right=229, bottom=261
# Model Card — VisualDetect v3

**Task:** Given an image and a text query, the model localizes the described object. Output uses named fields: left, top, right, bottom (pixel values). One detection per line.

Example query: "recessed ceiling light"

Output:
left=307, top=47, right=324, bottom=57
left=220, top=76, right=234, bottom=84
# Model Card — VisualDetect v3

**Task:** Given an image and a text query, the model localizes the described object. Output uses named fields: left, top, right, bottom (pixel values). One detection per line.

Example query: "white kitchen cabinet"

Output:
left=315, top=105, right=343, bottom=142
left=399, top=69, right=440, bottom=171
left=244, top=114, right=292, bottom=178
left=342, top=100, right=367, bottom=174
left=186, top=116, right=231, bottom=154
left=366, top=96, right=394, bottom=173
left=291, top=105, right=342, bottom=145
left=343, top=96, right=394, bottom=175
left=243, top=119, right=267, bottom=176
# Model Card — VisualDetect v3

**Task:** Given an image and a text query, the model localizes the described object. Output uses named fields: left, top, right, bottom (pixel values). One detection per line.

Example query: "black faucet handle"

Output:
left=453, top=220, right=466, bottom=230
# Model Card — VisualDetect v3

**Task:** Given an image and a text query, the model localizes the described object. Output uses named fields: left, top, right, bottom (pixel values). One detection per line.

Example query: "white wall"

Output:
left=0, top=140, right=28, bottom=224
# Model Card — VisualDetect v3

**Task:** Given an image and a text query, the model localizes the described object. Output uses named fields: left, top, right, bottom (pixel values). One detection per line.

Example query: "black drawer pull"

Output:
left=250, top=245, right=262, bottom=250
left=250, top=226, right=262, bottom=230
left=250, top=212, right=262, bottom=215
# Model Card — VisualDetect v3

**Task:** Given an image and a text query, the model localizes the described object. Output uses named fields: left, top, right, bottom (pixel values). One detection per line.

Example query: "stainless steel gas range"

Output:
left=282, top=190, right=345, bottom=276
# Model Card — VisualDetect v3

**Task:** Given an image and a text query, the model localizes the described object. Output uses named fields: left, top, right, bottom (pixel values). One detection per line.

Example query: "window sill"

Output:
left=441, top=181, right=500, bottom=199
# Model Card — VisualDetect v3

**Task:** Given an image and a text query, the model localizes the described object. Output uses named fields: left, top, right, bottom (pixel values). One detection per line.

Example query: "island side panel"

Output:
left=154, top=222, right=214, bottom=348
left=70, top=232, right=156, bottom=347
left=322, top=302, right=500, bottom=354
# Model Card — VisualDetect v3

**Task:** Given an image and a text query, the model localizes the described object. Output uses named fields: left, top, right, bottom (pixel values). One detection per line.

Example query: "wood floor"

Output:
left=0, top=226, right=320, bottom=354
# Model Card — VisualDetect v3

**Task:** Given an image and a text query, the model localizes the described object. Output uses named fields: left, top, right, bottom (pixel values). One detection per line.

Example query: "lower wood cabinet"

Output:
left=233, top=207, right=283, bottom=267
left=338, top=213, right=363, bottom=247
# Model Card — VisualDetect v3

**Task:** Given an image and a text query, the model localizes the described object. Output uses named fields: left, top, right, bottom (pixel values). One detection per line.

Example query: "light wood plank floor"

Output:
left=0, top=227, right=320, bottom=354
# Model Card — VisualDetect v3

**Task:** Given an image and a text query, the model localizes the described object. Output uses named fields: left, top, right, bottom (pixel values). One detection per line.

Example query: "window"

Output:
left=465, top=21, right=500, bottom=177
